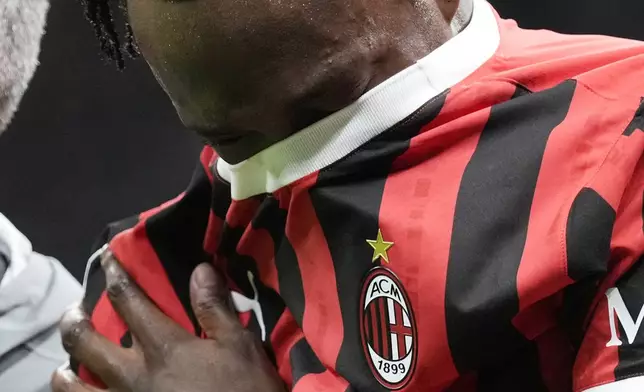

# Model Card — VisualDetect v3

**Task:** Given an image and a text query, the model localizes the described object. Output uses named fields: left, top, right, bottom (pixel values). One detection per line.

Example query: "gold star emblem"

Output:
left=366, top=229, right=394, bottom=263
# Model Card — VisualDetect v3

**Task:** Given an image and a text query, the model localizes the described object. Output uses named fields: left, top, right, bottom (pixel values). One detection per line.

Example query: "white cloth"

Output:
left=0, top=214, right=82, bottom=392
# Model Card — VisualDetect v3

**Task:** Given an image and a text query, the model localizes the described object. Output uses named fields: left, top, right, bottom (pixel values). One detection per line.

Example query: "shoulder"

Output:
left=490, top=17, right=644, bottom=100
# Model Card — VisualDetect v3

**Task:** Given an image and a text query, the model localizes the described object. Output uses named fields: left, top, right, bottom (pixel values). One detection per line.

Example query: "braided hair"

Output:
left=79, top=0, right=139, bottom=69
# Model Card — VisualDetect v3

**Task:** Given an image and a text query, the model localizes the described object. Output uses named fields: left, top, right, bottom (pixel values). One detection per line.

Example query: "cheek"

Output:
left=125, top=0, right=164, bottom=60
left=125, top=1, right=190, bottom=92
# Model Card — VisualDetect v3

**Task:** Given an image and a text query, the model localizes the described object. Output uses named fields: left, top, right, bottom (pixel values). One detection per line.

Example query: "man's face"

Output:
left=0, top=0, right=49, bottom=134
left=125, top=0, right=434, bottom=163
left=127, top=0, right=340, bottom=162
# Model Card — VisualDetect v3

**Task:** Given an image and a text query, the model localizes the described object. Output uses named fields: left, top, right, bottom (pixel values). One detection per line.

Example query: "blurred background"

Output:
left=0, top=0, right=643, bottom=280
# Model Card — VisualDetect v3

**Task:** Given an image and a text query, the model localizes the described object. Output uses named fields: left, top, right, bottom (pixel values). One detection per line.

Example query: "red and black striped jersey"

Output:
left=78, top=0, right=644, bottom=390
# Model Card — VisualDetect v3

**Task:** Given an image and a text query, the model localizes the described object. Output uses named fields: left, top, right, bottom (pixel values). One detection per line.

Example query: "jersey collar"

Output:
left=217, top=0, right=500, bottom=200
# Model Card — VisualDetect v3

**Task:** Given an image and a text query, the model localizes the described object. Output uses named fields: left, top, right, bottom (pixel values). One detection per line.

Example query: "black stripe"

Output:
left=145, top=163, right=213, bottom=336
left=310, top=93, right=446, bottom=390
left=616, top=255, right=644, bottom=380
left=566, top=188, right=615, bottom=280
left=219, top=200, right=284, bottom=365
left=477, top=344, right=546, bottom=392
left=560, top=188, right=616, bottom=347
left=290, top=338, right=327, bottom=386
left=624, top=98, right=644, bottom=136
left=444, top=81, right=575, bottom=389
left=252, top=197, right=305, bottom=326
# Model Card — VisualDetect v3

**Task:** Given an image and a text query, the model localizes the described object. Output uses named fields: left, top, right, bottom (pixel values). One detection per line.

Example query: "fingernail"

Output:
left=99, top=247, right=114, bottom=267
left=59, top=368, right=77, bottom=382
left=57, top=361, right=71, bottom=372
left=61, top=305, right=88, bottom=324
left=193, top=263, right=217, bottom=289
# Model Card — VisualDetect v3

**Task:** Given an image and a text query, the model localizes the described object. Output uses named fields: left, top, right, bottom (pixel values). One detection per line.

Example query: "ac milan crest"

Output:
left=360, top=267, right=417, bottom=390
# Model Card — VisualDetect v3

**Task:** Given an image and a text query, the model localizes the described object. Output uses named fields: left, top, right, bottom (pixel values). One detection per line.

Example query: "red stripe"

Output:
left=380, top=84, right=501, bottom=389
left=370, top=300, right=380, bottom=355
left=271, top=310, right=303, bottom=390
left=226, top=198, right=262, bottom=228
left=284, top=184, right=344, bottom=369
left=110, top=223, right=196, bottom=332
left=515, top=86, right=623, bottom=315
left=379, top=297, right=390, bottom=360
left=588, top=141, right=644, bottom=320
left=292, top=371, right=349, bottom=392
left=394, top=302, right=406, bottom=358
left=591, top=127, right=644, bottom=212
left=80, top=292, right=127, bottom=387
left=573, top=296, right=619, bottom=391
left=599, top=149, right=644, bottom=289
left=139, top=194, right=184, bottom=221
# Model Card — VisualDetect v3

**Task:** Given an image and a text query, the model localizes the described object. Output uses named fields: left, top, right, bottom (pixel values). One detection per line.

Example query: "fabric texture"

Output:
left=0, top=0, right=49, bottom=134
left=0, top=214, right=83, bottom=391
left=79, top=1, right=644, bottom=391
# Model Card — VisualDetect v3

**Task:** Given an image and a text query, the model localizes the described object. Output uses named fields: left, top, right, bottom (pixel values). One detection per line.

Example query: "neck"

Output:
left=286, top=1, right=473, bottom=132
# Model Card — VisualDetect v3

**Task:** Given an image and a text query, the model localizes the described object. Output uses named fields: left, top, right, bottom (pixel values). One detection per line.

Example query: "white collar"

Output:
left=218, top=0, right=500, bottom=200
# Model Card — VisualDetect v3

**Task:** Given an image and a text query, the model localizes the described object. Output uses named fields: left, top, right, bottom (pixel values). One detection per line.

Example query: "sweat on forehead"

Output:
left=0, top=0, right=50, bottom=134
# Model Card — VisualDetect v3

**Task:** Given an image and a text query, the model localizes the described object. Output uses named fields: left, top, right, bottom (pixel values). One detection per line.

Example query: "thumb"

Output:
left=190, top=263, right=239, bottom=338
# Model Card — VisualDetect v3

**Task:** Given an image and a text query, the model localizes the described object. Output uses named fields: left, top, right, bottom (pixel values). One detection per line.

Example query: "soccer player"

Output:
left=56, top=0, right=643, bottom=390
left=0, top=1, right=83, bottom=390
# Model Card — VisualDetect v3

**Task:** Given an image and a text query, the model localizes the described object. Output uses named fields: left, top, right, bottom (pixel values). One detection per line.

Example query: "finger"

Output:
left=51, top=367, right=105, bottom=392
left=60, top=305, right=138, bottom=388
left=101, top=250, right=192, bottom=350
left=190, top=263, right=241, bottom=338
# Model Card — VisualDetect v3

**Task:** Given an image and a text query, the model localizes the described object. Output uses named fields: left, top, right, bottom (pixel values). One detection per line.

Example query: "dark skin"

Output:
left=128, top=0, right=471, bottom=163
left=53, top=0, right=472, bottom=390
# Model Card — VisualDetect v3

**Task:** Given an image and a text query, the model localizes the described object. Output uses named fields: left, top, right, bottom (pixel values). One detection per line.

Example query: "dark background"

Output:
left=0, top=0, right=642, bottom=280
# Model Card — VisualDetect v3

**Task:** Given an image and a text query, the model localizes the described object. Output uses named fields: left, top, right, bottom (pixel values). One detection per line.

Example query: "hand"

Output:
left=51, top=250, right=285, bottom=392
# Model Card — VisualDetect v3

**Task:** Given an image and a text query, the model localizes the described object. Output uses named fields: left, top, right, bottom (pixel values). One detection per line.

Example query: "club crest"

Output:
left=360, top=267, right=417, bottom=389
